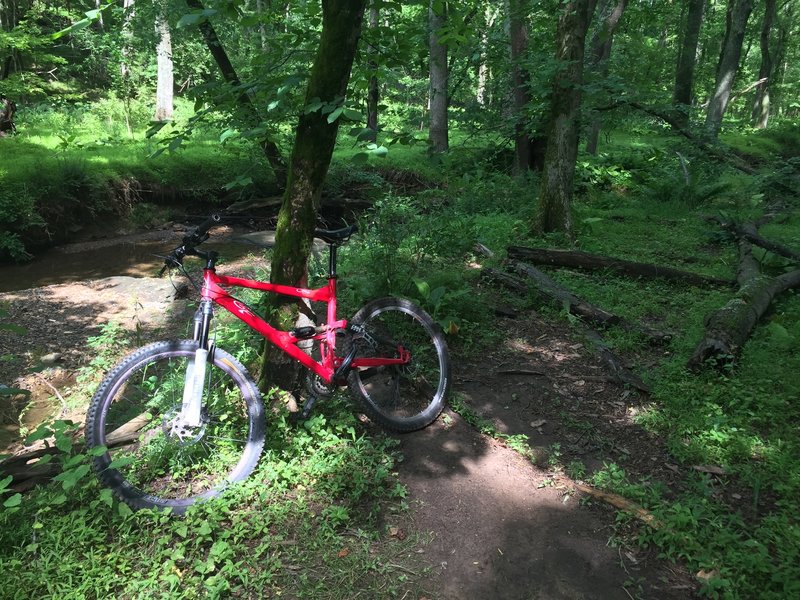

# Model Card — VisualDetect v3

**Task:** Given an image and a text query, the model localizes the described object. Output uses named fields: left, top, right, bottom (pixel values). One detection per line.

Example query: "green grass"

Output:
left=0, top=396, right=429, bottom=599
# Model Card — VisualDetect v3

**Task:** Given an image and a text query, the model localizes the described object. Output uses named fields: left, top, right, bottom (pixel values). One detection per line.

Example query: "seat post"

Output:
left=328, top=243, right=338, bottom=279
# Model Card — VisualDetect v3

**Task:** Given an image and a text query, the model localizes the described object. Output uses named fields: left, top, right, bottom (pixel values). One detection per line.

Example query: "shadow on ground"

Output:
left=392, top=310, right=696, bottom=599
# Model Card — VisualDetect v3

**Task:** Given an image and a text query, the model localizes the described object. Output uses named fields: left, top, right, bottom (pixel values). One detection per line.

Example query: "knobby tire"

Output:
left=85, top=340, right=265, bottom=514
left=348, top=298, right=450, bottom=431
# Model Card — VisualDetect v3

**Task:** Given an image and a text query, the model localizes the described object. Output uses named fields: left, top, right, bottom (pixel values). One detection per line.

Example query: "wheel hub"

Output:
left=163, top=408, right=207, bottom=445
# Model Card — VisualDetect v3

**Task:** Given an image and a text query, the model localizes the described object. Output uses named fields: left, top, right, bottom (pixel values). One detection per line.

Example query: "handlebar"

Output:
left=159, top=213, right=223, bottom=276
left=158, top=214, right=358, bottom=276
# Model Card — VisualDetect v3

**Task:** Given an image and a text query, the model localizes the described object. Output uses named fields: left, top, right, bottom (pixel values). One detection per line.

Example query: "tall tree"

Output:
left=428, top=0, right=448, bottom=152
left=704, top=0, right=754, bottom=138
left=585, top=0, right=629, bottom=154
left=365, top=1, right=379, bottom=141
left=534, top=0, right=594, bottom=237
left=186, top=0, right=288, bottom=188
left=508, top=0, right=532, bottom=173
left=153, top=1, right=173, bottom=122
left=751, top=0, right=777, bottom=128
left=672, top=0, right=705, bottom=129
left=476, top=5, right=498, bottom=107
left=260, top=0, right=368, bottom=391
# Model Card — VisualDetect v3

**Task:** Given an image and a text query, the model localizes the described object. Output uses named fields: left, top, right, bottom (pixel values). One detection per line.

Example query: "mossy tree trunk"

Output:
left=259, top=0, right=368, bottom=392
left=533, top=0, right=594, bottom=238
left=688, top=238, right=800, bottom=370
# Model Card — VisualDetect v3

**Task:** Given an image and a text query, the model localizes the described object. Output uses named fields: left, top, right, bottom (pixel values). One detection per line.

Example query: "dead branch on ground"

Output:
left=507, top=246, right=734, bottom=287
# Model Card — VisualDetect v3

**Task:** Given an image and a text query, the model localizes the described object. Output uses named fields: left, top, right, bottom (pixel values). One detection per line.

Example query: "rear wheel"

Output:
left=348, top=298, right=450, bottom=431
left=85, top=340, right=265, bottom=514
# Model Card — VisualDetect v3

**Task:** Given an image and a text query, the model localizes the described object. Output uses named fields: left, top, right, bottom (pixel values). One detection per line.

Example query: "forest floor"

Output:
left=0, top=238, right=699, bottom=599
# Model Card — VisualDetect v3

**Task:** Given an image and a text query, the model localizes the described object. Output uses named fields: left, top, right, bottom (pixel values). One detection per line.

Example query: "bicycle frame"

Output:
left=199, top=267, right=410, bottom=385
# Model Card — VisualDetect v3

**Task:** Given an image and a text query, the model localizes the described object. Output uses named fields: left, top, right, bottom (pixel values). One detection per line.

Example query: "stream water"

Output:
left=0, top=230, right=179, bottom=293
left=0, top=228, right=266, bottom=293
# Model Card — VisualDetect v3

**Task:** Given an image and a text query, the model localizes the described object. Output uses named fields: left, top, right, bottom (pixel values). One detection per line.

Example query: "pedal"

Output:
left=301, top=393, right=320, bottom=419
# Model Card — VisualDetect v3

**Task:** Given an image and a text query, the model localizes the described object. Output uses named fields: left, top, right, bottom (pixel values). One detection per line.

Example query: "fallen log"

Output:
left=508, top=260, right=671, bottom=344
left=0, top=415, right=148, bottom=488
left=709, top=217, right=800, bottom=264
left=583, top=330, right=650, bottom=393
left=507, top=246, right=734, bottom=287
left=688, top=266, right=800, bottom=370
left=494, top=261, right=651, bottom=392
left=481, top=267, right=528, bottom=294
left=688, top=237, right=800, bottom=370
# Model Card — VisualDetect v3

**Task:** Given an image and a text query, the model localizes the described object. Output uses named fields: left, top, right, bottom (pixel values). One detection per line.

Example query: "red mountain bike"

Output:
left=85, top=215, right=450, bottom=513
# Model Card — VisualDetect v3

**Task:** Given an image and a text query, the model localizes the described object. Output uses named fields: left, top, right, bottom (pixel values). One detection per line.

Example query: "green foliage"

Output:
left=0, top=394, right=423, bottom=599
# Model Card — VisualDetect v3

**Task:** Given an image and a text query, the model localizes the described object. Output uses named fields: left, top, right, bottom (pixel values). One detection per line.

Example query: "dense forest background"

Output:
left=1, top=0, right=798, bottom=257
left=1, top=1, right=800, bottom=598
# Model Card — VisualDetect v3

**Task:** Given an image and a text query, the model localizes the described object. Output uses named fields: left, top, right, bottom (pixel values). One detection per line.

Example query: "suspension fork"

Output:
left=180, top=300, right=214, bottom=427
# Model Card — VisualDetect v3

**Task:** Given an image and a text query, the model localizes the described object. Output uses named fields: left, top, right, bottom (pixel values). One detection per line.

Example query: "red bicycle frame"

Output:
left=200, top=267, right=409, bottom=385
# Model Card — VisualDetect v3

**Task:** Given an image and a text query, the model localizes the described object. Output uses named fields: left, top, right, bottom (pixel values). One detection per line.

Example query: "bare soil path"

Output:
left=0, top=269, right=697, bottom=599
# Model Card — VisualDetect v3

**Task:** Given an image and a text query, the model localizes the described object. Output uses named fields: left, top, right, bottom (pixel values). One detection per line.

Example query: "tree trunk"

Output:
left=751, top=0, right=776, bottom=128
left=153, top=3, right=174, bottom=122
left=366, top=3, right=379, bottom=141
left=704, top=0, right=754, bottom=138
left=585, top=0, right=629, bottom=155
left=120, top=0, right=135, bottom=80
left=256, top=0, right=268, bottom=50
left=428, top=0, right=448, bottom=152
left=260, top=0, right=368, bottom=391
left=533, top=0, right=593, bottom=237
left=672, top=0, right=705, bottom=130
left=508, top=0, right=531, bottom=173
left=186, top=0, right=288, bottom=188
left=476, top=6, right=498, bottom=106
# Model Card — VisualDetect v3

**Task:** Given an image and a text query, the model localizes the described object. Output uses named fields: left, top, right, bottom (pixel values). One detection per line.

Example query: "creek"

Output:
left=0, top=227, right=267, bottom=293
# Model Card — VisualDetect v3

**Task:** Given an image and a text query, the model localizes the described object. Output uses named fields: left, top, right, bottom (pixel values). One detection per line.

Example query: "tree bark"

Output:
left=508, top=0, right=532, bottom=173
left=428, top=0, right=449, bottom=152
left=704, top=0, right=754, bottom=138
left=365, top=3, right=379, bottom=142
left=153, top=2, right=174, bottom=122
left=186, top=0, right=288, bottom=188
left=585, top=0, right=629, bottom=155
left=688, top=223, right=800, bottom=370
left=260, top=0, right=368, bottom=392
left=507, top=246, right=734, bottom=287
left=533, top=0, right=594, bottom=237
left=751, top=0, right=776, bottom=128
left=672, top=0, right=705, bottom=130
left=476, top=6, right=498, bottom=107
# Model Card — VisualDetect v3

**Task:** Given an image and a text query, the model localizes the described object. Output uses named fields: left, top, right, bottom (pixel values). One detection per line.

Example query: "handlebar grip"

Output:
left=195, top=213, right=223, bottom=236
left=183, top=214, right=223, bottom=247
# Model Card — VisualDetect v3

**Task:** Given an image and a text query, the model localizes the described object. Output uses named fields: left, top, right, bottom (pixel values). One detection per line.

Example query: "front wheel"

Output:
left=348, top=298, right=451, bottom=432
left=85, top=340, right=265, bottom=514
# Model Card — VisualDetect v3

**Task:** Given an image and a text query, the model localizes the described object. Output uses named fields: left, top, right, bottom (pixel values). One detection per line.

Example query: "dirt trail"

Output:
left=0, top=272, right=696, bottom=598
